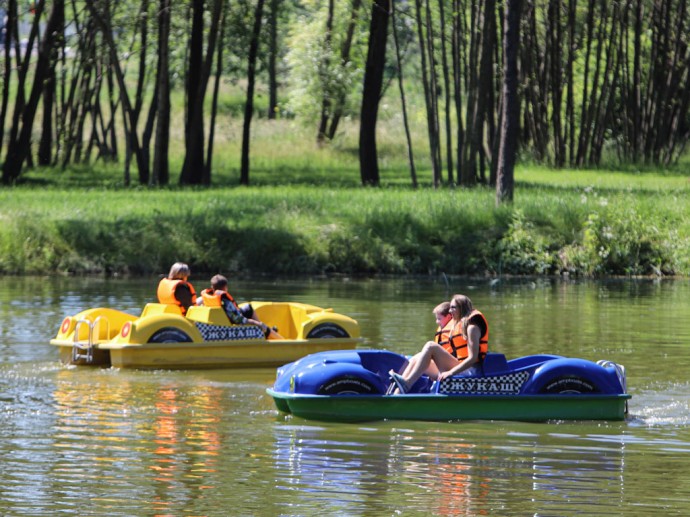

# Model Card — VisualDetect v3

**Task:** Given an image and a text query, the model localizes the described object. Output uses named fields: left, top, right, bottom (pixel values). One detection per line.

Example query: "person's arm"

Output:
left=174, top=284, right=194, bottom=311
left=221, top=297, right=250, bottom=325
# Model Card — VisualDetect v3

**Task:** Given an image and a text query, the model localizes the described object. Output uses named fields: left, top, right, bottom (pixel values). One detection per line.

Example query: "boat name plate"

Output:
left=439, top=371, right=530, bottom=395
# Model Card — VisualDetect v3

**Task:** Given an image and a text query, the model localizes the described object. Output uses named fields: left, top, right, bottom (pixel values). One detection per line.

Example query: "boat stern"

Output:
left=50, top=308, right=138, bottom=366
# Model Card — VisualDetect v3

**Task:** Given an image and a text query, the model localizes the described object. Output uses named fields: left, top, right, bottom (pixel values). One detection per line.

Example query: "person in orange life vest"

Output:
left=157, top=262, right=197, bottom=315
left=389, top=294, right=488, bottom=394
left=199, top=274, right=283, bottom=339
left=432, top=301, right=453, bottom=346
left=388, top=301, right=453, bottom=393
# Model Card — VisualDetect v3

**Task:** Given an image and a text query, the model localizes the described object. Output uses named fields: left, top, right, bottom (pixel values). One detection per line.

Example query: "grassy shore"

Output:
left=2, top=119, right=689, bottom=277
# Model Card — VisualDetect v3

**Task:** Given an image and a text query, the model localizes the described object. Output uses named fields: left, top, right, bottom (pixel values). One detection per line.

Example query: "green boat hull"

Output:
left=267, top=389, right=631, bottom=422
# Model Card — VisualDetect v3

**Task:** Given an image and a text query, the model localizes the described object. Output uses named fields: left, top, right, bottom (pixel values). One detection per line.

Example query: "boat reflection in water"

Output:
left=271, top=423, right=495, bottom=515
left=148, top=385, right=222, bottom=512
left=50, top=370, right=226, bottom=515
left=271, top=421, right=626, bottom=515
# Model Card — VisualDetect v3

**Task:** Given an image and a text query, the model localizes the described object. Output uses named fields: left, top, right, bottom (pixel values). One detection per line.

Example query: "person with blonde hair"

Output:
left=389, top=294, right=489, bottom=394
left=157, top=262, right=197, bottom=315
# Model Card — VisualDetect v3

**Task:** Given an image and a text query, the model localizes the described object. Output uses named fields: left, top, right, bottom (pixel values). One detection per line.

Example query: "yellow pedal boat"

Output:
left=50, top=301, right=362, bottom=369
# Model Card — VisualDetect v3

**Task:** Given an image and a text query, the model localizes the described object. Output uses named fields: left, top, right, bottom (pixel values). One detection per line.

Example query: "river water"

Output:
left=1, top=275, right=688, bottom=515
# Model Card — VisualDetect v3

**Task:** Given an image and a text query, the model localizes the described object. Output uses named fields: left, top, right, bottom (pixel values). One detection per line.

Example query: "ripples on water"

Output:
left=2, top=362, right=690, bottom=515
left=1, top=277, right=690, bottom=515
left=269, top=421, right=637, bottom=516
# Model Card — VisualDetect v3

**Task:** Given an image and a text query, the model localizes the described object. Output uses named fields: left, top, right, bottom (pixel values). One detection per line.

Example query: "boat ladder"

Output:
left=72, top=316, right=109, bottom=364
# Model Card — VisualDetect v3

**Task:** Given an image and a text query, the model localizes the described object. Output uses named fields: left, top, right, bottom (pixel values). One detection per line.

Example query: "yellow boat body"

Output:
left=50, top=301, right=362, bottom=369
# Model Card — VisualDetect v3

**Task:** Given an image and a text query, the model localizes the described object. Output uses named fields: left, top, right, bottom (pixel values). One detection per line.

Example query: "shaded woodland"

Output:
left=1, top=0, right=690, bottom=194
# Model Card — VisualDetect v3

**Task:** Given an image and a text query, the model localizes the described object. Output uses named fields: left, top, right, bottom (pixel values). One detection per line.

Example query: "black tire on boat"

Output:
left=539, top=376, right=598, bottom=394
left=147, top=327, right=193, bottom=343
left=306, top=323, right=350, bottom=339
left=317, top=376, right=379, bottom=395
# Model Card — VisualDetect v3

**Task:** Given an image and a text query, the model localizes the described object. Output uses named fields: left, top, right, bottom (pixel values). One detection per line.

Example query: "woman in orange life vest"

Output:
left=389, top=294, right=489, bottom=394
left=157, top=262, right=197, bottom=315
left=199, top=274, right=283, bottom=339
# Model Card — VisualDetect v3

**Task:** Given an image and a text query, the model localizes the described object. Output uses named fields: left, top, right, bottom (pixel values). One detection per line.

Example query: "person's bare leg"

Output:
left=400, top=353, right=420, bottom=377
left=402, top=343, right=459, bottom=387
left=402, top=349, right=441, bottom=376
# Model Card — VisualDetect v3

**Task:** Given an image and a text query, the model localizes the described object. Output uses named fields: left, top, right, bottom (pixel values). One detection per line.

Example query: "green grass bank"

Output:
left=2, top=160, right=689, bottom=277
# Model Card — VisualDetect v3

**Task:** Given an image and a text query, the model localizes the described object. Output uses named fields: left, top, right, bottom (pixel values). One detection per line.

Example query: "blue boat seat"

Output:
left=481, top=352, right=509, bottom=375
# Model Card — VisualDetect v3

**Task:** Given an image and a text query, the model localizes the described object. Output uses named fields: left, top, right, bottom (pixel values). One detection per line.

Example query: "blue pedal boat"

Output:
left=267, top=349, right=630, bottom=422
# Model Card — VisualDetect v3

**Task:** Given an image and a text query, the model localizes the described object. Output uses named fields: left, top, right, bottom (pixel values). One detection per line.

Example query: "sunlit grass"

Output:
left=1, top=174, right=688, bottom=276
left=6, top=99, right=690, bottom=277
left=516, top=164, right=690, bottom=192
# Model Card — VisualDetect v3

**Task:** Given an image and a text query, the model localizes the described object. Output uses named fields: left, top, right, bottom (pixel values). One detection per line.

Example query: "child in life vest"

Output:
left=199, top=274, right=283, bottom=339
left=389, top=294, right=488, bottom=394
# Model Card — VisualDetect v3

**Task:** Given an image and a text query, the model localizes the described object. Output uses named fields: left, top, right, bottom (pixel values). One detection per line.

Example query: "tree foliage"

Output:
left=284, top=0, right=366, bottom=129
left=1, top=0, right=690, bottom=187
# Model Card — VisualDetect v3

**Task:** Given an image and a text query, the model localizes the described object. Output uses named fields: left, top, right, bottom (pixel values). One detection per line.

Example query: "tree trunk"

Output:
left=131, top=0, right=150, bottom=182
left=267, top=0, right=279, bottom=119
left=496, top=0, right=521, bottom=205
left=180, top=0, right=223, bottom=185
left=575, top=0, right=597, bottom=165
left=3, top=0, right=63, bottom=184
left=179, top=0, right=205, bottom=185
left=566, top=0, right=576, bottom=165
left=3, top=0, right=43, bottom=180
left=316, top=0, right=335, bottom=144
left=105, top=65, right=119, bottom=162
left=38, top=1, right=63, bottom=166
left=547, top=0, right=564, bottom=167
left=414, top=0, right=441, bottom=186
left=451, top=0, right=466, bottom=185
left=240, top=0, right=266, bottom=185
left=463, top=0, right=496, bottom=186
left=153, top=0, right=171, bottom=185
left=391, top=0, right=417, bottom=188
left=358, top=0, right=389, bottom=186
left=438, top=0, right=454, bottom=185
left=0, top=0, right=16, bottom=163
left=206, top=0, right=228, bottom=182
left=631, top=0, right=642, bottom=162
left=424, top=0, right=442, bottom=186
left=86, top=1, right=147, bottom=184
left=326, top=0, right=362, bottom=140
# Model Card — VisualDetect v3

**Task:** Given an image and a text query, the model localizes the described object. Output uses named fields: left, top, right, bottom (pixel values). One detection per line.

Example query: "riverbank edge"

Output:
left=1, top=184, right=687, bottom=278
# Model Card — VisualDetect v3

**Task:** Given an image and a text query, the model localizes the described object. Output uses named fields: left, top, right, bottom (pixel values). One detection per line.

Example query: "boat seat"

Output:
left=482, top=353, right=509, bottom=375
left=253, top=303, right=299, bottom=339
left=186, top=305, right=235, bottom=326
left=141, top=303, right=183, bottom=317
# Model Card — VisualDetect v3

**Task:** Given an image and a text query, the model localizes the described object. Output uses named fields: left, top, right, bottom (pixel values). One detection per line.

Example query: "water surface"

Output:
left=0, top=275, right=688, bottom=515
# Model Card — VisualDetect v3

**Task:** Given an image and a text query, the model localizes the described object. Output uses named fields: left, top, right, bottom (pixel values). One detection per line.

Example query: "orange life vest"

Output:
left=200, top=288, right=237, bottom=308
left=157, top=278, right=197, bottom=315
left=434, top=316, right=455, bottom=346
left=443, top=310, right=489, bottom=361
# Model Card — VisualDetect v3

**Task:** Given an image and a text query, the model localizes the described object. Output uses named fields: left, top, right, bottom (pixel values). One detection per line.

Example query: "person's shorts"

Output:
left=239, top=303, right=254, bottom=320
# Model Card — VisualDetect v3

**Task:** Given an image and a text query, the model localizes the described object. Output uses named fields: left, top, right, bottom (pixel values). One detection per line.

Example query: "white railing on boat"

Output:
left=72, top=316, right=109, bottom=364
left=597, top=359, right=628, bottom=414
left=597, top=359, right=627, bottom=394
